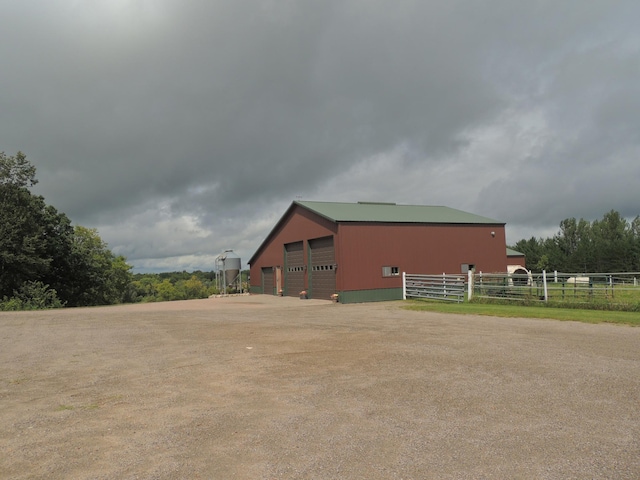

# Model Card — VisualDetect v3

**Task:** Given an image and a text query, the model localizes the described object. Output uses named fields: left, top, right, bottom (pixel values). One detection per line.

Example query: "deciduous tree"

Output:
left=1, top=151, right=132, bottom=308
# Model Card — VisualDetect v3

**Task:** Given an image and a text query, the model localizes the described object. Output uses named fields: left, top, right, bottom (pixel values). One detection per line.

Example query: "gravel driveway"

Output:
left=1, top=295, right=639, bottom=479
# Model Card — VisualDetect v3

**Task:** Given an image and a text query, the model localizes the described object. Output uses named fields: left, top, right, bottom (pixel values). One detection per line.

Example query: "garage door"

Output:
left=262, top=267, right=274, bottom=295
left=310, top=236, right=336, bottom=300
left=285, top=241, right=305, bottom=296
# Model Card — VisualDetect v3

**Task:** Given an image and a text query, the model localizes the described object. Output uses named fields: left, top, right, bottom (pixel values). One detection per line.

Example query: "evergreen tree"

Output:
left=511, top=210, right=639, bottom=273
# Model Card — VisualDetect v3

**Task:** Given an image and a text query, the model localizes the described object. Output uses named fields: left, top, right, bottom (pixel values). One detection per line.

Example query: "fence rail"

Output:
left=470, top=270, right=640, bottom=306
left=402, top=273, right=466, bottom=303
left=472, top=271, right=539, bottom=302
left=404, top=270, right=640, bottom=308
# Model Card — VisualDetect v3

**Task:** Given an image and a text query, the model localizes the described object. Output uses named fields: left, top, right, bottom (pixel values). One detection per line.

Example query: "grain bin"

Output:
left=216, top=250, right=242, bottom=293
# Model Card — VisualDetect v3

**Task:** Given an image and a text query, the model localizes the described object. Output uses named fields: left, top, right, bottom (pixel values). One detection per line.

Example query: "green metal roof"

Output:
left=506, top=247, right=525, bottom=256
left=296, top=201, right=503, bottom=225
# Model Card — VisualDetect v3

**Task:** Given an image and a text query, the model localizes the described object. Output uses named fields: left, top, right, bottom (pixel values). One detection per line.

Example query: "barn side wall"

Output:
left=335, top=222, right=507, bottom=295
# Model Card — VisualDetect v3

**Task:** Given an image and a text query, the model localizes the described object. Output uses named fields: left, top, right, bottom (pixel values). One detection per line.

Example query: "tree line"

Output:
left=127, top=270, right=248, bottom=303
left=511, top=210, right=640, bottom=273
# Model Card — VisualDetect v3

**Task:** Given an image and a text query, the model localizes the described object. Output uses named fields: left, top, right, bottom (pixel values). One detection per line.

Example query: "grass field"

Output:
left=406, top=298, right=640, bottom=326
left=545, top=281, right=640, bottom=303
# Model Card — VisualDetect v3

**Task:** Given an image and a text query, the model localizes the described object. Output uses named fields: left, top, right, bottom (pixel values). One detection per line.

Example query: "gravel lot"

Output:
left=1, top=295, right=639, bottom=479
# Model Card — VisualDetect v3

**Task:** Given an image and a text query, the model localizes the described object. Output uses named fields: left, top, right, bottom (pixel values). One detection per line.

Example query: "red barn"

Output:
left=248, top=201, right=508, bottom=303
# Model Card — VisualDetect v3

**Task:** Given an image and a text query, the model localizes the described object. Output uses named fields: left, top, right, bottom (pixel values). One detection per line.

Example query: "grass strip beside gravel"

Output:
left=405, top=299, right=640, bottom=326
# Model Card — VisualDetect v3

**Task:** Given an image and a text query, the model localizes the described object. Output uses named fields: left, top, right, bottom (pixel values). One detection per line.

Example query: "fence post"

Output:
left=467, top=270, right=474, bottom=301
left=402, top=272, right=407, bottom=300
left=610, top=275, right=614, bottom=298
left=543, top=270, right=548, bottom=302
left=554, top=270, right=558, bottom=283
left=442, top=273, right=446, bottom=298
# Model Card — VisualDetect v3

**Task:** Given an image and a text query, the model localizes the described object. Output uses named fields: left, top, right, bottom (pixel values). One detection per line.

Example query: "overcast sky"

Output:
left=2, top=1, right=638, bottom=272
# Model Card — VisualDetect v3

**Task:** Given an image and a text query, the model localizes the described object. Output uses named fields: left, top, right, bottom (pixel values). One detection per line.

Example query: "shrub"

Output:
left=0, top=281, right=65, bottom=310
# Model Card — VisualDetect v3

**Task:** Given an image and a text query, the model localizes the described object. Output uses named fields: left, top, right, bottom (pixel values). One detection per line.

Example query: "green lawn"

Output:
left=544, top=282, right=640, bottom=303
left=405, top=299, right=640, bottom=326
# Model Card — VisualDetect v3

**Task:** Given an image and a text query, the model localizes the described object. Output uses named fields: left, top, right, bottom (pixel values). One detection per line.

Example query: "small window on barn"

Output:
left=382, top=266, right=400, bottom=277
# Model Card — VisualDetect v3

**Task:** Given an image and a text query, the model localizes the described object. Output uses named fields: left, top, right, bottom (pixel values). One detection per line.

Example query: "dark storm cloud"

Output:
left=1, top=0, right=638, bottom=269
left=477, top=18, right=640, bottom=237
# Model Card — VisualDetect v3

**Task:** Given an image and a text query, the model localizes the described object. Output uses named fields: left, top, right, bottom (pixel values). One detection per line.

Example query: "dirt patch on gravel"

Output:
left=2, top=295, right=639, bottom=479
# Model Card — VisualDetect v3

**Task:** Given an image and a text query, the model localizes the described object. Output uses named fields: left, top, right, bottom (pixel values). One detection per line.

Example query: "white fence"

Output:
left=470, top=271, right=539, bottom=301
left=402, top=273, right=467, bottom=303
left=470, top=270, right=640, bottom=304
left=404, top=270, right=640, bottom=306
